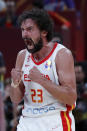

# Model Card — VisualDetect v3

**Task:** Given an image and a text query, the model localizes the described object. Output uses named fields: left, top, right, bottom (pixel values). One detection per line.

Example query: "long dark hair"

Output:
left=18, top=8, right=54, bottom=42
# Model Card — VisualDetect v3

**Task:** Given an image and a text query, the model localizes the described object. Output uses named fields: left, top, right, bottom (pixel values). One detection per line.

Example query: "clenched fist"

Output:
left=29, top=66, right=43, bottom=83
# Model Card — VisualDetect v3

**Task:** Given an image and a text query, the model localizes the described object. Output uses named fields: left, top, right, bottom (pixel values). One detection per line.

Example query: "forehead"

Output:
left=21, top=18, right=38, bottom=28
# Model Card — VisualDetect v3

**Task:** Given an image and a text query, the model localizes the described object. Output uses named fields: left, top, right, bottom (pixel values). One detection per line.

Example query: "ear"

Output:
left=41, top=31, right=48, bottom=37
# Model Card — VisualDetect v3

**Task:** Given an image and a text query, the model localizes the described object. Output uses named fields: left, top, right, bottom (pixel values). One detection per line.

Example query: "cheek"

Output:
left=32, top=31, right=40, bottom=40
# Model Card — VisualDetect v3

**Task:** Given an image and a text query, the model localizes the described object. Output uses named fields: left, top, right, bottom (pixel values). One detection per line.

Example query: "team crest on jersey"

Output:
left=45, top=60, right=52, bottom=70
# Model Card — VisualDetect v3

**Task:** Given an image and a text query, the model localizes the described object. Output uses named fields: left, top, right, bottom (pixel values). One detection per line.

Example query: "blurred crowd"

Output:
left=0, top=0, right=78, bottom=28
left=73, top=62, right=87, bottom=131
left=0, top=0, right=87, bottom=131
left=0, top=0, right=18, bottom=27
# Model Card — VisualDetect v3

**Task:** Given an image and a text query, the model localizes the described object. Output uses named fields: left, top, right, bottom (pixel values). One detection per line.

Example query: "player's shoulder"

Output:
left=57, top=44, right=72, bottom=57
left=15, top=49, right=27, bottom=68
left=18, top=49, right=26, bottom=56
left=17, top=49, right=27, bottom=60
left=55, top=45, right=74, bottom=68
left=56, top=44, right=73, bottom=63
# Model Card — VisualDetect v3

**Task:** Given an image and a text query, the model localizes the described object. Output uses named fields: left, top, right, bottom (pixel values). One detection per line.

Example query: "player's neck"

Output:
left=32, top=42, right=54, bottom=62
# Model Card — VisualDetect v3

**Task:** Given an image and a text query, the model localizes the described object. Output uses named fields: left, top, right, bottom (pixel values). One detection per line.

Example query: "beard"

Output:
left=23, top=37, right=43, bottom=54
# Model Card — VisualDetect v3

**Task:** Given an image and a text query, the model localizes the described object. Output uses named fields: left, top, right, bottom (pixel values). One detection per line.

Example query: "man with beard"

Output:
left=10, top=8, right=77, bottom=131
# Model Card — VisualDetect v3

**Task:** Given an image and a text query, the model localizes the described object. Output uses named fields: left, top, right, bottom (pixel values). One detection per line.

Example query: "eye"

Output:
left=21, top=28, right=24, bottom=32
left=27, top=27, right=33, bottom=31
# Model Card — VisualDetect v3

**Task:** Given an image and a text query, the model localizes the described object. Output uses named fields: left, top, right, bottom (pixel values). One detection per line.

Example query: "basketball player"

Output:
left=10, top=8, right=77, bottom=131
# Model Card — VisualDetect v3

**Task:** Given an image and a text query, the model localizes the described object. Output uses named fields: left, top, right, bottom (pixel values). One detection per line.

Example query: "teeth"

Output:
left=25, top=40, right=32, bottom=46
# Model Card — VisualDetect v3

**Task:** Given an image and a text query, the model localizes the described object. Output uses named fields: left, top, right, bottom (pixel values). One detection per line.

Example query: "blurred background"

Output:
left=0, top=0, right=87, bottom=131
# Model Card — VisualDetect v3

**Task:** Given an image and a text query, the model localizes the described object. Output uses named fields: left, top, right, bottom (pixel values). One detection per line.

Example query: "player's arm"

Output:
left=10, top=50, right=26, bottom=104
left=55, top=48, right=77, bottom=105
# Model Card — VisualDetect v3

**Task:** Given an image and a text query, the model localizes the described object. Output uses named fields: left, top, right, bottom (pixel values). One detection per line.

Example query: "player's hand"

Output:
left=11, top=68, right=23, bottom=85
left=29, top=66, right=42, bottom=83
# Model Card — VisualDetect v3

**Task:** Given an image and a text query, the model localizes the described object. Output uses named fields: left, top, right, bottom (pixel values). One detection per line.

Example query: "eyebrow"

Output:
left=21, top=25, right=34, bottom=30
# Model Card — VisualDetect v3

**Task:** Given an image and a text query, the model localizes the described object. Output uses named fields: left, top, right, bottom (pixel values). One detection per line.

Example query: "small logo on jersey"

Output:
left=27, top=55, right=30, bottom=62
left=45, top=60, right=52, bottom=70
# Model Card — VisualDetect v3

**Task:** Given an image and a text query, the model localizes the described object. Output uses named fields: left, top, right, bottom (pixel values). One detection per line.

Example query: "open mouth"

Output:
left=24, top=38, right=33, bottom=46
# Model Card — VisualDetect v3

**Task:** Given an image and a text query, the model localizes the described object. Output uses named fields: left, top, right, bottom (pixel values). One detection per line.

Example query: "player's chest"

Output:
left=23, top=59, right=55, bottom=82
